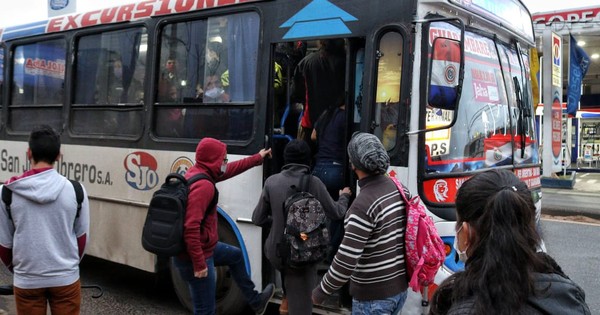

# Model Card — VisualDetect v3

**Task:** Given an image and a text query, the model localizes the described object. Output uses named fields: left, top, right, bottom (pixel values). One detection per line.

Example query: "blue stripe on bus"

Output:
left=217, top=207, right=251, bottom=275
left=3, top=21, right=48, bottom=41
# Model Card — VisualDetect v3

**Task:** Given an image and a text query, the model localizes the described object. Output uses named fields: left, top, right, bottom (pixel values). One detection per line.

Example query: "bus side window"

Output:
left=72, top=28, right=147, bottom=137
left=10, top=40, right=66, bottom=132
left=156, top=12, right=259, bottom=140
left=374, top=32, right=403, bottom=151
left=0, top=46, right=4, bottom=109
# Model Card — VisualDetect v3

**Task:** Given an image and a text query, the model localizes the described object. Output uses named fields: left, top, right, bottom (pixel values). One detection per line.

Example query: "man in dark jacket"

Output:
left=252, top=139, right=351, bottom=315
left=172, top=137, right=274, bottom=315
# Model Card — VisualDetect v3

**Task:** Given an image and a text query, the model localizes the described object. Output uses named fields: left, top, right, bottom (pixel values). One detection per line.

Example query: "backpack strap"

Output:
left=390, top=176, right=410, bottom=204
left=69, top=180, right=84, bottom=218
left=187, top=173, right=219, bottom=213
left=2, top=186, right=13, bottom=221
left=298, top=174, right=311, bottom=193
left=2, top=180, right=84, bottom=220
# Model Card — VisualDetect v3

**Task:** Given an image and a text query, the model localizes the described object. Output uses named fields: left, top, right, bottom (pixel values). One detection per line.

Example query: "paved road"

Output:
left=542, top=171, right=600, bottom=220
left=541, top=218, right=600, bottom=314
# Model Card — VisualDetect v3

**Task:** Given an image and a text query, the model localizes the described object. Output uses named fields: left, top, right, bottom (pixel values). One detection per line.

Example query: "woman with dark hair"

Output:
left=430, top=169, right=590, bottom=315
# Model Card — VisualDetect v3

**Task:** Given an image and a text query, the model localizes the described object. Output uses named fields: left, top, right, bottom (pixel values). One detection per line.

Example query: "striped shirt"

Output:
left=318, top=174, right=408, bottom=301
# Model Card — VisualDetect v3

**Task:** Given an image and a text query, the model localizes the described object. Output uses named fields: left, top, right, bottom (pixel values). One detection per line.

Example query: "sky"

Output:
left=0, top=0, right=598, bottom=28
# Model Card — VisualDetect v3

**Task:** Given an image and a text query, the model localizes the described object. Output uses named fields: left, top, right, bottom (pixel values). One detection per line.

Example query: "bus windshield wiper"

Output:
left=513, top=77, right=526, bottom=159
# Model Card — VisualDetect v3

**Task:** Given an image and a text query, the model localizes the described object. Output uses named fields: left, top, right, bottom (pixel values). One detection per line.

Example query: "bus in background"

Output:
left=0, top=0, right=540, bottom=313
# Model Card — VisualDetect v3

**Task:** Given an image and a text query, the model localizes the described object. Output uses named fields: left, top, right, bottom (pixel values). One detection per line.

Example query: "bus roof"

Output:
left=0, top=0, right=262, bottom=42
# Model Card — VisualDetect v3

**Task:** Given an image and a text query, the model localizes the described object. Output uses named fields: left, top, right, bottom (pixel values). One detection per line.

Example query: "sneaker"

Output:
left=279, top=296, right=288, bottom=315
left=254, top=283, right=275, bottom=315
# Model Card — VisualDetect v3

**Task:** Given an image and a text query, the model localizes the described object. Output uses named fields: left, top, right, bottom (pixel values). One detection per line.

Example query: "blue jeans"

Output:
left=213, top=242, right=260, bottom=309
left=312, top=161, right=344, bottom=198
left=173, top=255, right=216, bottom=315
left=312, top=161, right=345, bottom=262
left=174, top=242, right=259, bottom=314
left=352, top=291, right=408, bottom=315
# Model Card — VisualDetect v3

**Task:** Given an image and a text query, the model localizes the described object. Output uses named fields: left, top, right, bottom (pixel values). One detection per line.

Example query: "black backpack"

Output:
left=2, top=180, right=84, bottom=221
left=281, top=175, right=329, bottom=268
left=142, top=173, right=217, bottom=256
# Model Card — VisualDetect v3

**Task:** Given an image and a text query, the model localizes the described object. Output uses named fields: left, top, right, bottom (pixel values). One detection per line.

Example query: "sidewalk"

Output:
left=541, top=171, right=600, bottom=221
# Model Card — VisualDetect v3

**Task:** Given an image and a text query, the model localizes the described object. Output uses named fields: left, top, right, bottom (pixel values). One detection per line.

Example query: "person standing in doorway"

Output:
left=292, top=39, right=345, bottom=152
left=0, top=125, right=90, bottom=315
left=310, top=96, right=346, bottom=263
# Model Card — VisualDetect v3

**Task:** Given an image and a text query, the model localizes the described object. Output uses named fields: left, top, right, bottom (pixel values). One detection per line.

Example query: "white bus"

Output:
left=0, top=0, right=540, bottom=313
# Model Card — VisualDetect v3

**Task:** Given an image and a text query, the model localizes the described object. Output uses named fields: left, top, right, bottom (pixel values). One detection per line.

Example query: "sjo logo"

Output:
left=124, top=151, right=159, bottom=190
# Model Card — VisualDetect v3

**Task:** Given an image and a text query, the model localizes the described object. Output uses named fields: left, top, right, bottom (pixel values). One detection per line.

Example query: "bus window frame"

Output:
left=151, top=10, right=261, bottom=144
left=0, top=44, right=5, bottom=119
left=69, top=24, right=149, bottom=140
left=6, top=34, right=68, bottom=135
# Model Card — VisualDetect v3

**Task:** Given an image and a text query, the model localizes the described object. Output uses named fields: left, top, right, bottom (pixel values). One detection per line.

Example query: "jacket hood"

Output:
left=5, top=169, right=67, bottom=204
left=527, top=272, right=590, bottom=314
left=195, top=138, right=227, bottom=178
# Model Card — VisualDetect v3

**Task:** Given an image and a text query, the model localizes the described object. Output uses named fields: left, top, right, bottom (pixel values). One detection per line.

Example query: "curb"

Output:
left=541, top=188, right=600, bottom=197
left=542, top=207, right=600, bottom=221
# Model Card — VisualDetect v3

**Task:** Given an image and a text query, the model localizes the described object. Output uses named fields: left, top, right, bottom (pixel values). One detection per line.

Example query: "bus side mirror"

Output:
left=427, top=37, right=462, bottom=111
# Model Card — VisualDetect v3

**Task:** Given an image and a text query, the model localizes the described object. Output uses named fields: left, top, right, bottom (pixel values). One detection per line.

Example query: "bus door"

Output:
left=268, top=38, right=365, bottom=180
left=367, top=28, right=410, bottom=168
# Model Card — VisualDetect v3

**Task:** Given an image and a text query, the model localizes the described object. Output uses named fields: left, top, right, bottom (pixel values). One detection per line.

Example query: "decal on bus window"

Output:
left=280, top=0, right=357, bottom=39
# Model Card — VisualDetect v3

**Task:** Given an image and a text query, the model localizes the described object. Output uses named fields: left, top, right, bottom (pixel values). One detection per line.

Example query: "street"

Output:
left=540, top=217, right=600, bottom=314
left=0, top=217, right=595, bottom=314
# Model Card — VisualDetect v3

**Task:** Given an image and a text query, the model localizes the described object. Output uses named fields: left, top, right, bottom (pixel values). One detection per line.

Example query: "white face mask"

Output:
left=204, top=87, right=224, bottom=98
left=453, top=225, right=469, bottom=262
left=220, top=163, right=227, bottom=174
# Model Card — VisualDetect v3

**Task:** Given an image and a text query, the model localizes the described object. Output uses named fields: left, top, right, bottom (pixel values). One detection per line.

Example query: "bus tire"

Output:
left=169, top=219, right=248, bottom=314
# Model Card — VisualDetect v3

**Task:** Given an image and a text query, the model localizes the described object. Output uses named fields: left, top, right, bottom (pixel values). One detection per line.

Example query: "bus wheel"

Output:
left=168, top=220, right=248, bottom=314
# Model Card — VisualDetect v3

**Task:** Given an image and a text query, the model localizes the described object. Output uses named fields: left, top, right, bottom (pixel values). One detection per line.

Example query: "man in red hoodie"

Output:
left=172, top=137, right=273, bottom=315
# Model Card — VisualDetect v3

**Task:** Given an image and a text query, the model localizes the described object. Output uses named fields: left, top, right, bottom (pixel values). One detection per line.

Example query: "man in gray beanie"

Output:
left=347, top=132, right=390, bottom=175
left=313, top=132, right=409, bottom=314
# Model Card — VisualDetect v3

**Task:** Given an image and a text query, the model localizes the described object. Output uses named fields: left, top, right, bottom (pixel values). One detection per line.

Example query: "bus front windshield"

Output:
left=424, top=22, right=539, bottom=175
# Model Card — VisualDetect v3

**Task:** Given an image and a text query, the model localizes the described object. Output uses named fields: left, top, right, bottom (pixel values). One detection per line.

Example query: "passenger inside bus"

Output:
left=97, top=56, right=143, bottom=105
left=292, top=39, right=346, bottom=152
left=158, top=56, right=180, bottom=102
left=156, top=85, right=184, bottom=137
left=203, top=41, right=229, bottom=103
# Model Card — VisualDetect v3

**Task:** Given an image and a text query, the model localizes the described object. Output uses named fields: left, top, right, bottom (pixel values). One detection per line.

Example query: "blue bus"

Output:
left=0, top=0, right=540, bottom=312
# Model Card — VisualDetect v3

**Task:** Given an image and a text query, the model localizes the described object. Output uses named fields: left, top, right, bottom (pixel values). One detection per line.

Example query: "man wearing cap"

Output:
left=252, top=139, right=351, bottom=315
left=312, top=132, right=409, bottom=314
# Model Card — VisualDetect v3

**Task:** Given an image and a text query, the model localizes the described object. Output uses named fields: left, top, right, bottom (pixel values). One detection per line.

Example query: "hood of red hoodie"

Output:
left=195, top=138, right=227, bottom=178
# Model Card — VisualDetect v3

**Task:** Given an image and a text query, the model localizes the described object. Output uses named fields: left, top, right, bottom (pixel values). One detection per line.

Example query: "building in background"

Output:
left=532, top=6, right=600, bottom=167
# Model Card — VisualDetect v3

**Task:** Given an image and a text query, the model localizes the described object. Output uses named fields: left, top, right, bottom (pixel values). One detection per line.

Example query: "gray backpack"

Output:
left=282, top=175, right=329, bottom=268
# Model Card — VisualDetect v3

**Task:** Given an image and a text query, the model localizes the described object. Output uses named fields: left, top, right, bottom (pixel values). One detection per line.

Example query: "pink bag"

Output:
left=390, top=176, right=446, bottom=292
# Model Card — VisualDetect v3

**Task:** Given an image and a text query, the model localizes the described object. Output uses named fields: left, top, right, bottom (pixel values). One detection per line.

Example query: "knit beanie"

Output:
left=347, top=132, right=389, bottom=174
left=284, top=139, right=311, bottom=165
